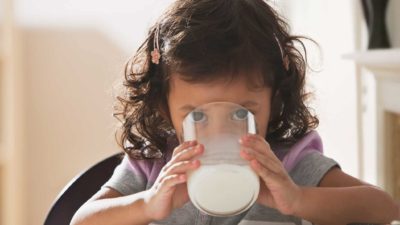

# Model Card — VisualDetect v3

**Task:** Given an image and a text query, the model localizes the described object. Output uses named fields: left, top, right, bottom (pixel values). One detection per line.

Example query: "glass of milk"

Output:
left=183, top=102, right=260, bottom=217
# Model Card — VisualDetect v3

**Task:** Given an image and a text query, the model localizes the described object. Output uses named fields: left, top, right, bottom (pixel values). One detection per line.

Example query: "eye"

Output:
left=190, top=111, right=207, bottom=123
left=231, top=108, right=249, bottom=121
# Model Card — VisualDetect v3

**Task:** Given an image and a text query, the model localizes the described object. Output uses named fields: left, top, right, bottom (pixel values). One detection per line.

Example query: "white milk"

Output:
left=184, top=130, right=259, bottom=216
left=187, top=164, right=260, bottom=216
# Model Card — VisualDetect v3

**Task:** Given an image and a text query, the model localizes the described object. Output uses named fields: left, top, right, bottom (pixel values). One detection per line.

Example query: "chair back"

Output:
left=44, top=153, right=123, bottom=225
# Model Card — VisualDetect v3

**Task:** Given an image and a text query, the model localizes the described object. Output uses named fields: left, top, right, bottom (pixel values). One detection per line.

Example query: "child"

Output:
left=70, top=0, right=399, bottom=224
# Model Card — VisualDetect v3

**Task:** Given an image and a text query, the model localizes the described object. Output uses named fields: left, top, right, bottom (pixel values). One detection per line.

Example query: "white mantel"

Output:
left=345, top=48, right=400, bottom=194
left=345, top=48, right=400, bottom=70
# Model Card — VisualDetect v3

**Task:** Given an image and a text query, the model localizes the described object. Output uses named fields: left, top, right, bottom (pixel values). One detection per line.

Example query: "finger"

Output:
left=165, top=160, right=201, bottom=176
left=240, top=148, right=282, bottom=174
left=173, top=144, right=204, bottom=162
left=250, top=159, right=275, bottom=184
left=239, top=148, right=255, bottom=161
left=172, top=140, right=198, bottom=157
left=240, top=134, right=283, bottom=171
left=250, top=159, right=290, bottom=188
left=164, top=144, right=204, bottom=172
left=240, top=134, right=279, bottom=162
left=159, top=174, right=187, bottom=193
left=240, top=134, right=271, bottom=154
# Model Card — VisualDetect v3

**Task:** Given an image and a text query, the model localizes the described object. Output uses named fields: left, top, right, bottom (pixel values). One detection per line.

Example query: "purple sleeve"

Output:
left=281, top=130, right=324, bottom=172
left=128, top=136, right=177, bottom=184
left=127, top=156, right=167, bottom=185
left=101, top=155, right=148, bottom=195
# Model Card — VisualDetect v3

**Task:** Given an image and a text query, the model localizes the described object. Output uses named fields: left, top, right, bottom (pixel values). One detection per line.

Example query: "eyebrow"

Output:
left=179, top=105, right=196, bottom=112
left=241, top=101, right=259, bottom=108
left=179, top=101, right=259, bottom=111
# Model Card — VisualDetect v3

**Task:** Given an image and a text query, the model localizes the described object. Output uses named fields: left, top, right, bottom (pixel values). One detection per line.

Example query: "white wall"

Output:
left=279, top=0, right=359, bottom=178
left=15, top=0, right=175, bottom=51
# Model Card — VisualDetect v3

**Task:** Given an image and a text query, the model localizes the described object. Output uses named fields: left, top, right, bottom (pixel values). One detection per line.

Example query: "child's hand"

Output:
left=239, top=134, right=302, bottom=215
left=144, top=141, right=203, bottom=221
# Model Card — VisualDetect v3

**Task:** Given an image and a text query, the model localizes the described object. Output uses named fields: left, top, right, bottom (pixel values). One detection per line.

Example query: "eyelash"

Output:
left=184, top=109, right=257, bottom=121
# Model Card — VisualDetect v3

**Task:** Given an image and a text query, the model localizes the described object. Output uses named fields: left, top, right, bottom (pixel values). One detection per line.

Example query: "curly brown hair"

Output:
left=114, top=0, right=319, bottom=160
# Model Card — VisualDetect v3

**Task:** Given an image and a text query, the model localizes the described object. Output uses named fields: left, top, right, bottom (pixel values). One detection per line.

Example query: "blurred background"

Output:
left=0, top=0, right=399, bottom=224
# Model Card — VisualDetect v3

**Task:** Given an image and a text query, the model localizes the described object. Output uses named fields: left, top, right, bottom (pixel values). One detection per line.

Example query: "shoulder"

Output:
left=278, top=132, right=365, bottom=187
left=101, top=136, right=177, bottom=195
left=100, top=155, right=149, bottom=195
left=278, top=130, right=324, bottom=171
left=289, top=151, right=339, bottom=186
left=126, top=135, right=177, bottom=184
left=126, top=155, right=165, bottom=184
left=278, top=130, right=340, bottom=186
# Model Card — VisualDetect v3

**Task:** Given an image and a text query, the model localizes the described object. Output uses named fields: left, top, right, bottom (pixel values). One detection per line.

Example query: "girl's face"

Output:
left=168, top=73, right=272, bottom=143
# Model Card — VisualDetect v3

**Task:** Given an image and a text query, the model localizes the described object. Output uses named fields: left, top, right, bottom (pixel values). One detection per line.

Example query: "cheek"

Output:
left=174, top=123, right=185, bottom=143
left=170, top=122, right=185, bottom=143
left=255, top=115, right=268, bottom=137
left=254, top=106, right=271, bottom=138
left=167, top=106, right=185, bottom=143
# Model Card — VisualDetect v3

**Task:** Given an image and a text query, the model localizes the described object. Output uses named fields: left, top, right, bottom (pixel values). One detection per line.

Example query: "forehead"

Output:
left=170, top=67, right=269, bottom=88
left=168, top=73, right=270, bottom=106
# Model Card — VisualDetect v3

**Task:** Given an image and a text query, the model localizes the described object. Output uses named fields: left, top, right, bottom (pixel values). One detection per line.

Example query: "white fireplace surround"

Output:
left=345, top=48, right=400, bottom=194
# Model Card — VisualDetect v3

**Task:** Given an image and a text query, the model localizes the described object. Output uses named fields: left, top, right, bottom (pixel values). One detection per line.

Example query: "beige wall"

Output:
left=21, top=27, right=126, bottom=225
left=9, top=0, right=174, bottom=223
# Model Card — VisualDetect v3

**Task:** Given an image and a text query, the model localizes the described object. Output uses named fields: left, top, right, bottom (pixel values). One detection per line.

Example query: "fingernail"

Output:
left=240, top=139, right=249, bottom=146
left=247, top=134, right=255, bottom=139
left=242, top=135, right=250, bottom=140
